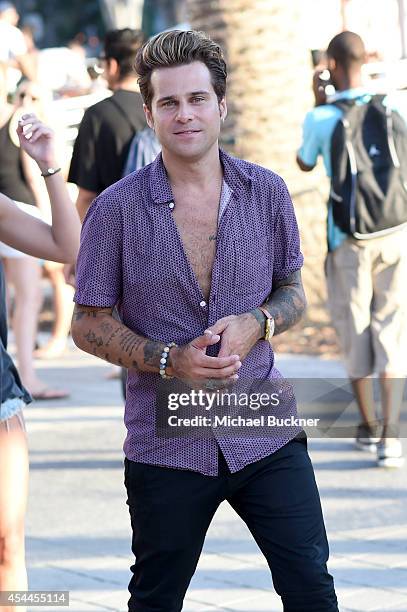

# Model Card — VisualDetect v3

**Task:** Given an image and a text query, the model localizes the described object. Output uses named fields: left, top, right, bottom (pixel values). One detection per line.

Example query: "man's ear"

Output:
left=219, top=97, right=227, bottom=122
left=107, top=57, right=119, bottom=77
left=327, top=57, right=336, bottom=72
left=143, top=103, right=154, bottom=130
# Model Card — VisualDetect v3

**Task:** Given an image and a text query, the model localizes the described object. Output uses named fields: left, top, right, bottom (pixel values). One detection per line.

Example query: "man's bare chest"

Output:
left=172, top=200, right=219, bottom=300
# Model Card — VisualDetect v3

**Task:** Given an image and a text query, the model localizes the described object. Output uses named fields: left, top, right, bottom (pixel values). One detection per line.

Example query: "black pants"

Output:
left=124, top=438, right=338, bottom=612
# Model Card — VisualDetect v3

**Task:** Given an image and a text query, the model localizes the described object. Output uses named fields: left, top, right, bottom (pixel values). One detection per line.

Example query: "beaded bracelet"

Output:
left=159, top=342, right=177, bottom=380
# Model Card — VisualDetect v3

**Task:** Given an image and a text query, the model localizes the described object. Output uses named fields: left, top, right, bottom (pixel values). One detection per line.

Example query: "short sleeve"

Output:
left=68, top=108, right=100, bottom=192
left=74, top=191, right=122, bottom=307
left=272, top=177, right=304, bottom=282
left=297, top=110, right=321, bottom=168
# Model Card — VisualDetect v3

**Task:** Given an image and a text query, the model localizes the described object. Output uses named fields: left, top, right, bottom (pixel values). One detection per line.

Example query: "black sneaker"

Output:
left=355, top=423, right=380, bottom=453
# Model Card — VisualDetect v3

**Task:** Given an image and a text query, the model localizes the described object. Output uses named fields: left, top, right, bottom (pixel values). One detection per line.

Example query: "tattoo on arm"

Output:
left=84, top=330, right=104, bottom=347
left=119, top=329, right=144, bottom=356
left=249, top=307, right=266, bottom=336
left=144, top=341, right=165, bottom=367
left=72, top=304, right=165, bottom=373
left=264, top=270, right=306, bottom=336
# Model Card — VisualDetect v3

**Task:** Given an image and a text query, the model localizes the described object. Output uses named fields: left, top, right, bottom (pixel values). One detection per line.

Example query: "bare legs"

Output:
left=379, top=373, right=405, bottom=439
left=352, top=374, right=405, bottom=439
left=3, top=256, right=44, bottom=395
left=351, top=377, right=376, bottom=428
left=35, top=262, right=74, bottom=359
left=0, top=413, right=28, bottom=612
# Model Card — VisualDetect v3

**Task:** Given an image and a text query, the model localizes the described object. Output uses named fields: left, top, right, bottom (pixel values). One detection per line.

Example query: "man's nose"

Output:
left=176, top=103, right=193, bottom=122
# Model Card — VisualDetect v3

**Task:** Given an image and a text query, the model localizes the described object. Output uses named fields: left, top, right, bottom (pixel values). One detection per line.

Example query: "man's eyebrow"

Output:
left=156, top=90, right=211, bottom=104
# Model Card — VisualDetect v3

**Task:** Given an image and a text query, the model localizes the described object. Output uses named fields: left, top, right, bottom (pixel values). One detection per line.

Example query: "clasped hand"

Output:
left=169, top=312, right=262, bottom=388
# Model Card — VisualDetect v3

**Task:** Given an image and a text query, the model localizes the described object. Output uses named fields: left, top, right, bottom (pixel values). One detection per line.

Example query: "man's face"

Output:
left=144, top=61, right=226, bottom=161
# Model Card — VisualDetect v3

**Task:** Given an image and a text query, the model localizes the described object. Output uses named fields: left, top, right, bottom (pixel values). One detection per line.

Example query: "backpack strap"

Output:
left=332, top=93, right=387, bottom=113
left=331, top=98, right=357, bottom=112
left=108, top=96, right=140, bottom=132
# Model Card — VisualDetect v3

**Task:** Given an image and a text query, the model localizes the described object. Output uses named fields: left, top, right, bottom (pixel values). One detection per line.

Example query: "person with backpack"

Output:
left=68, top=28, right=147, bottom=222
left=68, top=28, right=149, bottom=386
left=297, top=31, right=407, bottom=468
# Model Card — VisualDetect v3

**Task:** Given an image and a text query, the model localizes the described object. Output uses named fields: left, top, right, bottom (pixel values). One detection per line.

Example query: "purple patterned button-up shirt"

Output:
left=74, top=150, right=304, bottom=475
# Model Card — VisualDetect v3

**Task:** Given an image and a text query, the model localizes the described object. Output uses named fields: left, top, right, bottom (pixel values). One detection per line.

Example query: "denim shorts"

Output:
left=0, top=397, right=25, bottom=422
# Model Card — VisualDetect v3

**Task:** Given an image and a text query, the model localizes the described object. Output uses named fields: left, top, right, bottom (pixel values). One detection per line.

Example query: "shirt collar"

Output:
left=328, top=87, right=369, bottom=102
left=149, top=149, right=252, bottom=205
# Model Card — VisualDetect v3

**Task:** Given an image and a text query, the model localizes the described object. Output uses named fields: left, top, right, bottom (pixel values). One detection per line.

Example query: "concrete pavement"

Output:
left=24, top=341, right=407, bottom=612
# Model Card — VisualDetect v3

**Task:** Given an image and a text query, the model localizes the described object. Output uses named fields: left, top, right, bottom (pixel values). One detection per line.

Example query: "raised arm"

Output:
left=0, top=114, right=80, bottom=262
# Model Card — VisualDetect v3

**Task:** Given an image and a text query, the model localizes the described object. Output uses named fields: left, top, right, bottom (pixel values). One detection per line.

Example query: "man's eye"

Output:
left=163, top=100, right=176, bottom=107
left=192, top=97, right=204, bottom=103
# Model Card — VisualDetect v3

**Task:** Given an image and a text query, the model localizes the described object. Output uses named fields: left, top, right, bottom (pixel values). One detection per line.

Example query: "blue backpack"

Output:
left=123, top=127, right=161, bottom=176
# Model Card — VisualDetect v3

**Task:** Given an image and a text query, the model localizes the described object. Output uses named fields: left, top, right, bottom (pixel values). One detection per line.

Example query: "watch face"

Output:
left=269, top=317, right=275, bottom=338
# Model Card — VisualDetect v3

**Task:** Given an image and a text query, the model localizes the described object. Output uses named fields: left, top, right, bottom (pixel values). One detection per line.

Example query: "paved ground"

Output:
left=23, top=340, right=407, bottom=612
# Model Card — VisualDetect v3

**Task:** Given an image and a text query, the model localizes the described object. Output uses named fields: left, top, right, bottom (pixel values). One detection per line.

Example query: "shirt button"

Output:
left=199, top=300, right=207, bottom=308
left=168, top=201, right=175, bottom=209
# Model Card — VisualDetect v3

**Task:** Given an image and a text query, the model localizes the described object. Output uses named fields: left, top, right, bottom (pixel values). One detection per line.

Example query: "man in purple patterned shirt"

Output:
left=72, top=30, right=338, bottom=612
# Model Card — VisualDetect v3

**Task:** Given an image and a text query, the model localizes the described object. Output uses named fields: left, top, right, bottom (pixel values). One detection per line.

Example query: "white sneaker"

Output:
left=355, top=423, right=380, bottom=453
left=377, top=438, right=405, bottom=468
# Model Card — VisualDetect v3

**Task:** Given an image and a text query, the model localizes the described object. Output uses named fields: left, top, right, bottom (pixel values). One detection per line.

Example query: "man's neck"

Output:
left=163, top=144, right=223, bottom=192
left=113, top=77, right=140, bottom=93
left=336, top=73, right=363, bottom=92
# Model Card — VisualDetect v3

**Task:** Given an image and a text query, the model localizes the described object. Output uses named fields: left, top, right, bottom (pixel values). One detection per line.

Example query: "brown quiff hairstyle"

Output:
left=135, top=29, right=227, bottom=110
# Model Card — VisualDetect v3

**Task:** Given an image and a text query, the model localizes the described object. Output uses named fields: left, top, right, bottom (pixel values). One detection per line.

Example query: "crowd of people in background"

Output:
left=0, top=2, right=405, bottom=609
left=0, top=1, right=113, bottom=400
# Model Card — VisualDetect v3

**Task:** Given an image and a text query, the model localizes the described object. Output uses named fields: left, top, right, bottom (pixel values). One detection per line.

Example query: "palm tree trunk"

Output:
left=187, top=0, right=337, bottom=353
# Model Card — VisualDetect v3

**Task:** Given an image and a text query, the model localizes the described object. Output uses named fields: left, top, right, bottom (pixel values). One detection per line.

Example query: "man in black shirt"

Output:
left=68, top=28, right=147, bottom=221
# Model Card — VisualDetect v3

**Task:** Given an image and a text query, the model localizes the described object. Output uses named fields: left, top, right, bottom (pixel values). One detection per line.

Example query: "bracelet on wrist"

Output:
left=41, top=166, right=61, bottom=178
left=159, top=342, right=177, bottom=380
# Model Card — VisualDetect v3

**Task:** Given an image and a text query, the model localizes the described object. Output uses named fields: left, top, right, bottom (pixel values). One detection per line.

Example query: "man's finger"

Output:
left=191, top=330, right=220, bottom=351
left=218, top=336, right=233, bottom=358
left=195, top=362, right=241, bottom=379
left=205, top=317, right=230, bottom=336
left=198, top=353, right=240, bottom=368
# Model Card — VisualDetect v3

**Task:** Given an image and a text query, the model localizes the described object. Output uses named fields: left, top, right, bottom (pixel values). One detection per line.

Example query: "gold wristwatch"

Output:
left=258, top=306, right=275, bottom=342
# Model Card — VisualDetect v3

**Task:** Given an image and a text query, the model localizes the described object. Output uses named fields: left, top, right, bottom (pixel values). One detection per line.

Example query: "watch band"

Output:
left=41, top=167, right=61, bottom=178
left=258, top=306, right=275, bottom=342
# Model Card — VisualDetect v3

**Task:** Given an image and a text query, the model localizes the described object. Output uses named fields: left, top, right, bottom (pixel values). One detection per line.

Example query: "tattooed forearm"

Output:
left=264, top=270, right=306, bottom=336
left=144, top=341, right=165, bottom=368
left=119, top=329, right=144, bottom=357
left=84, top=330, right=104, bottom=347
left=105, top=326, right=121, bottom=347
left=100, top=321, right=113, bottom=334
left=249, top=307, right=266, bottom=336
left=71, top=304, right=165, bottom=373
left=73, top=309, right=98, bottom=321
